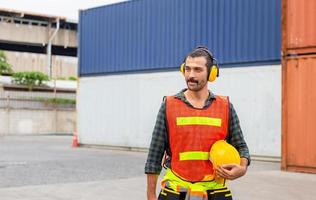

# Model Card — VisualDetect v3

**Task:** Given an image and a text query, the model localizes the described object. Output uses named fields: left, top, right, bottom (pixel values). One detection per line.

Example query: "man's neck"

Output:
left=184, top=87, right=209, bottom=106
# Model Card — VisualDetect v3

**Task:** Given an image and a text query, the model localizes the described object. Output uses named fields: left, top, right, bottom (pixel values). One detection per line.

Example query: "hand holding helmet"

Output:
left=210, top=140, right=246, bottom=182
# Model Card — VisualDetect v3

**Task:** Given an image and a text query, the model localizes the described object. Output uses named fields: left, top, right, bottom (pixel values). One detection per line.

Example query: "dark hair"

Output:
left=185, top=46, right=214, bottom=73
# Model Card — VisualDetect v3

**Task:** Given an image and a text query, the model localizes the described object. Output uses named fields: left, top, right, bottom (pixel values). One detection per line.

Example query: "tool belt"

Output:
left=160, top=168, right=229, bottom=200
left=158, top=187, right=233, bottom=200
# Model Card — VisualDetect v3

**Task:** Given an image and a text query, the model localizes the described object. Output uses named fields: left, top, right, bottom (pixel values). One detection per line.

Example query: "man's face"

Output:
left=184, top=56, right=208, bottom=92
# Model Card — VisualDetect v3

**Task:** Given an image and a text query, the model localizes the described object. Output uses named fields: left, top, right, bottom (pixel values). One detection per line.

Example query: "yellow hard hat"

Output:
left=209, top=140, right=241, bottom=167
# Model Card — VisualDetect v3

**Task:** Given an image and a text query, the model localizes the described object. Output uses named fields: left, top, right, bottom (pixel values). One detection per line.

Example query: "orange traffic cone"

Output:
left=72, top=131, right=78, bottom=147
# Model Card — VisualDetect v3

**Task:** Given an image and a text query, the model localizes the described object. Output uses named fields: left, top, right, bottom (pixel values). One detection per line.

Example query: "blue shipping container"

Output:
left=79, top=0, right=281, bottom=76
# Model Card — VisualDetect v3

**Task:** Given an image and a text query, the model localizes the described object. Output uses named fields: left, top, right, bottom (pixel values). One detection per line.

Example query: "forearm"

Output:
left=239, top=157, right=248, bottom=176
left=147, top=174, right=159, bottom=200
left=240, top=157, right=248, bottom=168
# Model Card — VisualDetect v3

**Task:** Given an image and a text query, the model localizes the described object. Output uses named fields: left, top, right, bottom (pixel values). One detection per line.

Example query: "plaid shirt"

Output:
left=145, top=89, right=250, bottom=174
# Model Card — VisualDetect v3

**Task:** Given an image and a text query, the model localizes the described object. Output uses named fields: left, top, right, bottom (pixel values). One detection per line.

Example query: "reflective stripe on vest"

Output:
left=176, top=117, right=222, bottom=127
left=166, top=95, right=229, bottom=182
left=179, top=151, right=209, bottom=161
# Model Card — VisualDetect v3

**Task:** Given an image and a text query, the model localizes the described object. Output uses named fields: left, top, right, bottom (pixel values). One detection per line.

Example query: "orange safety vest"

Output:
left=165, top=95, right=229, bottom=182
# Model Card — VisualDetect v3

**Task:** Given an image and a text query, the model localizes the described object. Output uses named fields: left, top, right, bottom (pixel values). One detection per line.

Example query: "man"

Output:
left=145, top=46, right=250, bottom=200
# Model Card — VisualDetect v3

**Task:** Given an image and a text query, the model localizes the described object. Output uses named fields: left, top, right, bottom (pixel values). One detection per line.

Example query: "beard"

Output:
left=186, top=77, right=208, bottom=91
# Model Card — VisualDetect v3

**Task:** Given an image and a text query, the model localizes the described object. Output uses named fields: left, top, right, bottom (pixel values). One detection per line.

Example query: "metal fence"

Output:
left=0, top=90, right=76, bottom=110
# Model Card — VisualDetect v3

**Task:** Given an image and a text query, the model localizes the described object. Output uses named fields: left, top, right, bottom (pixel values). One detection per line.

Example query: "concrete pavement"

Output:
left=1, top=135, right=316, bottom=200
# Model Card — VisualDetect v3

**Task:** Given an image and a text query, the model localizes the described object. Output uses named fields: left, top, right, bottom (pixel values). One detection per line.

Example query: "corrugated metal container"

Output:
left=79, top=0, right=281, bottom=76
left=282, top=55, right=316, bottom=174
left=282, top=0, right=316, bottom=55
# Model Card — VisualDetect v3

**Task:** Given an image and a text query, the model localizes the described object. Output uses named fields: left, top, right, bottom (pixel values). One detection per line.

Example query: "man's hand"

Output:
left=215, top=164, right=246, bottom=180
left=215, top=158, right=248, bottom=180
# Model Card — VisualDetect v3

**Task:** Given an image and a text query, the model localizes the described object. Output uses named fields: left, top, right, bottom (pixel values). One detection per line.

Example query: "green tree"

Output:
left=0, top=50, right=14, bottom=75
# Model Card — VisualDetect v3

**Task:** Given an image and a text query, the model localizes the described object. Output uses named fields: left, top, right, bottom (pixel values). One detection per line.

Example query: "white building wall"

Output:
left=5, top=51, right=78, bottom=79
left=78, top=65, right=281, bottom=158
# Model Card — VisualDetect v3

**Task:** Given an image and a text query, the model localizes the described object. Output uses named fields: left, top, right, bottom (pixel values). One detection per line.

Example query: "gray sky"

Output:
left=0, top=0, right=127, bottom=21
